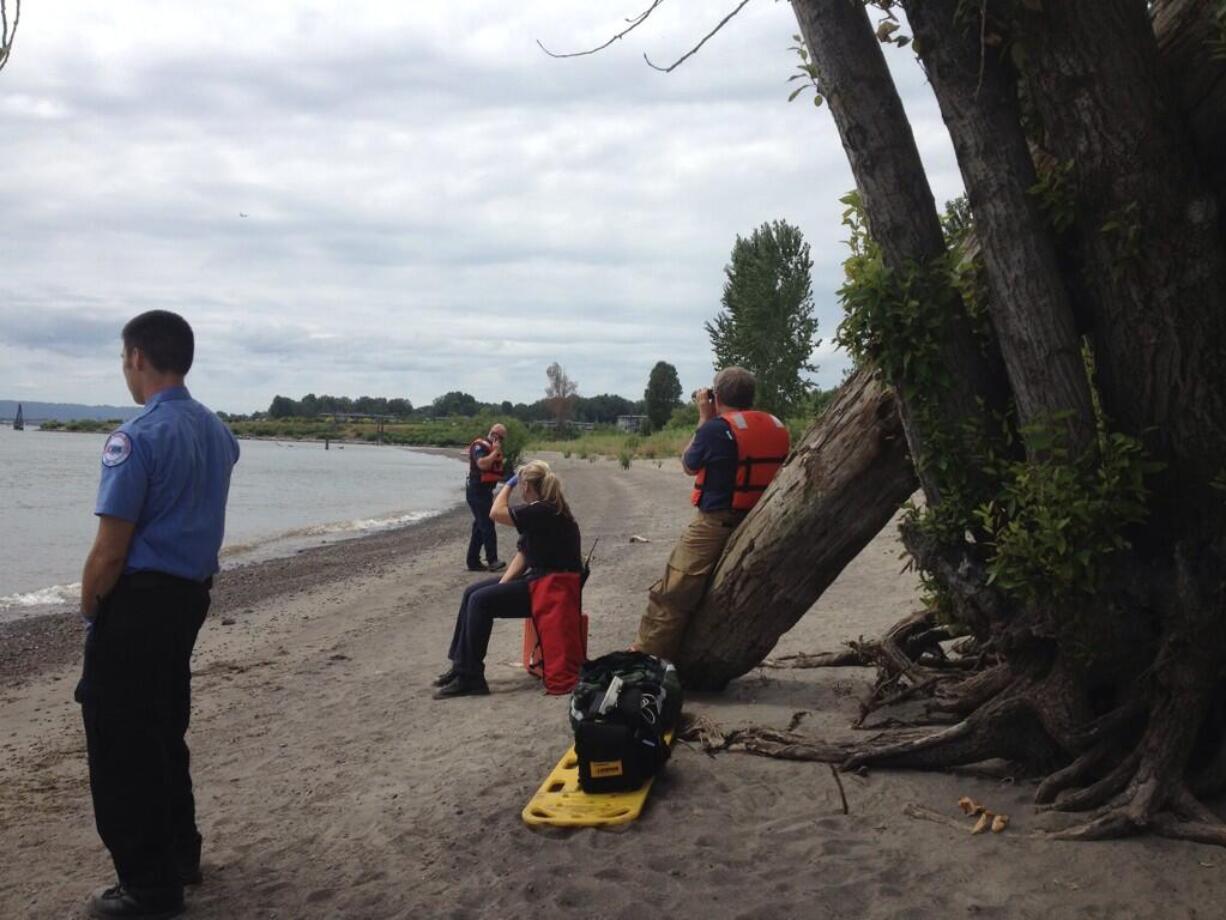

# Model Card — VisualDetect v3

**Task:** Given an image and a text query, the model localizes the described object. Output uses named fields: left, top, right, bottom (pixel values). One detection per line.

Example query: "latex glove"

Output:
left=505, top=473, right=520, bottom=488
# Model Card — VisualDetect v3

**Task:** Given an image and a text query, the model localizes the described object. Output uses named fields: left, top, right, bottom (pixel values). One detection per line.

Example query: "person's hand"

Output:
left=505, top=473, right=519, bottom=488
left=696, top=387, right=717, bottom=423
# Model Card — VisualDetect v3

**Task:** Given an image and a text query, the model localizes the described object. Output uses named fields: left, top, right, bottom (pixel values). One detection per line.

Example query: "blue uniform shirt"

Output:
left=468, top=440, right=491, bottom=484
left=684, top=417, right=738, bottom=512
left=95, top=386, right=240, bottom=582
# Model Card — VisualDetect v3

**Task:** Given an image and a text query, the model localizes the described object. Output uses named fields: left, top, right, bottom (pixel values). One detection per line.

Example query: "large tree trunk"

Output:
left=905, top=0, right=1096, bottom=455
left=1154, top=0, right=1226, bottom=208
left=676, top=0, right=1226, bottom=847
left=1014, top=0, right=1226, bottom=540
left=676, top=367, right=916, bottom=690
left=789, top=0, right=1010, bottom=505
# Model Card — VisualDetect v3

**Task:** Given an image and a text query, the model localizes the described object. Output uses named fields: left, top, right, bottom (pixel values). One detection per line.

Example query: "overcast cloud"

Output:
left=0, top=0, right=962, bottom=413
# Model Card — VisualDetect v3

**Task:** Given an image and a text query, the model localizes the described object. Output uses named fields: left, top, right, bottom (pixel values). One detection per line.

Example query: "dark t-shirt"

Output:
left=510, top=500, right=582, bottom=574
left=684, top=417, right=739, bottom=511
left=468, top=440, right=492, bottom=485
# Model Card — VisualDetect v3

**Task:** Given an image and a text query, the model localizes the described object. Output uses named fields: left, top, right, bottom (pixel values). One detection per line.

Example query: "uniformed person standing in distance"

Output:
left=632, top=366, right=790, bottom=665
left=465, top=422, right=508, bottom=573
left=76, top=310, right=239, bottom=920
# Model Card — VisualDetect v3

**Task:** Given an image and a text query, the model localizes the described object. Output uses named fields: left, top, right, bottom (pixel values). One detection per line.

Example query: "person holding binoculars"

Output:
left=633, top=366, right=790, bottom=665
left=434, top=460, right=583, bottom=699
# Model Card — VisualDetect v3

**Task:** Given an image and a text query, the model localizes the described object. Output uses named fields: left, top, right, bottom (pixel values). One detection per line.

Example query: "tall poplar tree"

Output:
left=705, top=220, right=820, bottom=416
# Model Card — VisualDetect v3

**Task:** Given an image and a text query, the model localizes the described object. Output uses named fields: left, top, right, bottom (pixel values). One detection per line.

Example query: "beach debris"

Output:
left=959, top=796, right=1010, bottom=834
left=629, top=534, right=651, bottom=543
left=958, top=795, right=986, bottom=816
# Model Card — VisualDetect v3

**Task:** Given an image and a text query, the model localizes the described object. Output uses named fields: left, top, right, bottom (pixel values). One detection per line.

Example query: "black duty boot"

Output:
left=87, top=884, right=184, bottom=919
left=433, top=674, right=490, bottom=699
left=432, top=667, right=458, bottom=688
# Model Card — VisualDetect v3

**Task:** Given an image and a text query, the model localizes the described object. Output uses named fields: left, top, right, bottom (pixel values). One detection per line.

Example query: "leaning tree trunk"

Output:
left=676, top=367, right=916, bottom=690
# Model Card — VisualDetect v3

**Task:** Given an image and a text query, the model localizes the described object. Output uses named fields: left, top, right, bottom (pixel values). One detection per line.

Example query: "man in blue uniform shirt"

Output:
left=75, top=310, right=239, bottom=920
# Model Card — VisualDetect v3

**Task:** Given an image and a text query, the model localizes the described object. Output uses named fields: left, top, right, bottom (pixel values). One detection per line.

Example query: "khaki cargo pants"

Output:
left=635, top=509, right=745, bottom=662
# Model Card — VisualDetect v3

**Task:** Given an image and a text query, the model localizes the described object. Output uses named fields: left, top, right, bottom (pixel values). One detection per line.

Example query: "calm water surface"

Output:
left=0, top=426, right=463, bottom=619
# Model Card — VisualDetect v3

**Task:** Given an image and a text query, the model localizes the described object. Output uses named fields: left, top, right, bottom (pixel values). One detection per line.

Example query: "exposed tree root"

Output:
left=1034, top=744, right=1113, bottom=805
left=677, top=714, right=857, bottom=763
left=762, top=648, right=869, bottom=669
left=704, top=539, right=1226, bottom=847
left=1040, top=748, right=1142, bottom=813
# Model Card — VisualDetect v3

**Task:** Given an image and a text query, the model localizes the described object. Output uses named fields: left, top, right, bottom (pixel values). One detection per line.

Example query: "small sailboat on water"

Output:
left=13, top=403, right=23, bottom=431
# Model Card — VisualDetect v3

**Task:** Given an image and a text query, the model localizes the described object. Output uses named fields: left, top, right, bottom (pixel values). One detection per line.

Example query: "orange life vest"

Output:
left=468, top=437, right=504, bottom=485
left=691, top=410, right=790, bottom=512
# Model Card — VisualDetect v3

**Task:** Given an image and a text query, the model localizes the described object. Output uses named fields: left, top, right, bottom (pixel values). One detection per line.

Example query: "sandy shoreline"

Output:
left=1, top=455, right=1221, bottom=919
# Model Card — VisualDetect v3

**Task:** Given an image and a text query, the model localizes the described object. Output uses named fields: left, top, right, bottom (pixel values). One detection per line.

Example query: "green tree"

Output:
left=643, top=361, right=683, bottom=430
left=268, top=395, right=296, bottom=418
left=705, top=220, right=820, bottom=416
left=431, top=391, right=479, bottom=417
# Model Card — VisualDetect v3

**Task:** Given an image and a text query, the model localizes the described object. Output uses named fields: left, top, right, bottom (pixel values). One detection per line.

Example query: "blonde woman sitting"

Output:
left=434, top=460, right=583, bottom=699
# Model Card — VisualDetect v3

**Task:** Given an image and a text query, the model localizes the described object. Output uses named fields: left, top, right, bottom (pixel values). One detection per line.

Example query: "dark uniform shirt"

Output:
left=509, top=500, right=582, bottom=574
left=95, top=386, right=240, bottom=582
left=684, top=417, right=739, bottom=512
left=468, top=440, right=494, bottom=485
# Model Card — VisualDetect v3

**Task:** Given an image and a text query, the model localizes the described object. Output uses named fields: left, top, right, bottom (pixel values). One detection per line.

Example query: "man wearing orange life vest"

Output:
left=634, top=366, right=790, bottom=662
left=465, top=423, right=508, bottom=573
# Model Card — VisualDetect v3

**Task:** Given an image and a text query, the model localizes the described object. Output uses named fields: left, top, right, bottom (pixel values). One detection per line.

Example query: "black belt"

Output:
left=120, top=571, right=213, bottom=591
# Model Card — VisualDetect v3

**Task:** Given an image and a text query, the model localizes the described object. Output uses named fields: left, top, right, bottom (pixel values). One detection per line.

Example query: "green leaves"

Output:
left=786, top=34, right=824, bottom=107
left=976, top=419, right=1153, bottom=605
left=706, top=219, right=821, bottom=417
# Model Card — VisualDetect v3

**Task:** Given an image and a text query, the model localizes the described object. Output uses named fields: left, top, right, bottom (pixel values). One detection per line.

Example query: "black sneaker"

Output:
left=432, top=674, right=490, bottom=699
left=466, top=563, right=488, bottom=572
left=87, top=884, right=184, bottom=919
left=486, top=560, right=507, bottom=572
left=432, top=667, right=458, bottom=688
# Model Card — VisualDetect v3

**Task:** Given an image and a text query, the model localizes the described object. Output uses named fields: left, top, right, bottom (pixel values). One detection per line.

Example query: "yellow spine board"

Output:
left=521, top=732, right=673, bottom=828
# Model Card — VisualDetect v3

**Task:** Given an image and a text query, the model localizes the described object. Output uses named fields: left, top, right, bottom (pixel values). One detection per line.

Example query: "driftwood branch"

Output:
left=536, top=0, right=666, bottom=60
left=643, top=0, right=754, bottom=72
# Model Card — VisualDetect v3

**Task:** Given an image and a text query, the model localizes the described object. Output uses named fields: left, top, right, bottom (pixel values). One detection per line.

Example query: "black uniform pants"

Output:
left=75, top=573, right=210, bottom=891
left=447, top=577, right=531, bottom=676
left=465, top=480, right=499, bottom=567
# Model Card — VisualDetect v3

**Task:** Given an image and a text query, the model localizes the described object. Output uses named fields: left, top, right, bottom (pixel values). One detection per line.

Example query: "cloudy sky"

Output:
left=0, top=0, right=962, bottom=414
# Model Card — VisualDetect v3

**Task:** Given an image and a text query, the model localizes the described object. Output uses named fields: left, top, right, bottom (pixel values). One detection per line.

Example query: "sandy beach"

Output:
left=0, top=454, right=1220, bottom=919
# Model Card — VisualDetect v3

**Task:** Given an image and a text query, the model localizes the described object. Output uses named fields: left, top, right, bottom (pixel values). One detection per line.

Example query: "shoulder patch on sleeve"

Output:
left=102, top=431, right=133, bottom=468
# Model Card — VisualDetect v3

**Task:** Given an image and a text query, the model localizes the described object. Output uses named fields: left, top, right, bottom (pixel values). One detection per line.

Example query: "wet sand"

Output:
left=0, top=455, right=1221, bottom=919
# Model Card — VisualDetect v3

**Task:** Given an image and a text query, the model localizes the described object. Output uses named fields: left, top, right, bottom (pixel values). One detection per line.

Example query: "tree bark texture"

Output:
left=1154, top=0, right=1226, bottom=208
left=1015, top=0, right=1226, bottom=539
left=789, top=0, right=1009, bottom=504
left=904, top=0, right=1096, bottom=455
left=676, top=366, right=917, bottom=690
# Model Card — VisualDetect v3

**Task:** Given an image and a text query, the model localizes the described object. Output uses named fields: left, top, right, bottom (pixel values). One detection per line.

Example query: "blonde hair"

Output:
left=518, top=459, right=572, bottom=518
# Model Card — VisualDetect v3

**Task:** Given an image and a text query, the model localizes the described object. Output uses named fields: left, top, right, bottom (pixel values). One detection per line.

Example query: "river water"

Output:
left=0, top=426, right=464, bottom=621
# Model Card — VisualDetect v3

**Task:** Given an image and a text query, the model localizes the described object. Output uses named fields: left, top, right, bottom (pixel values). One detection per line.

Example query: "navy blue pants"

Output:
left=447, top=577, right=531, bottom=676
left=75, top=574, right=209, bottom=892
left=465, top=481, right=499, bottom=568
